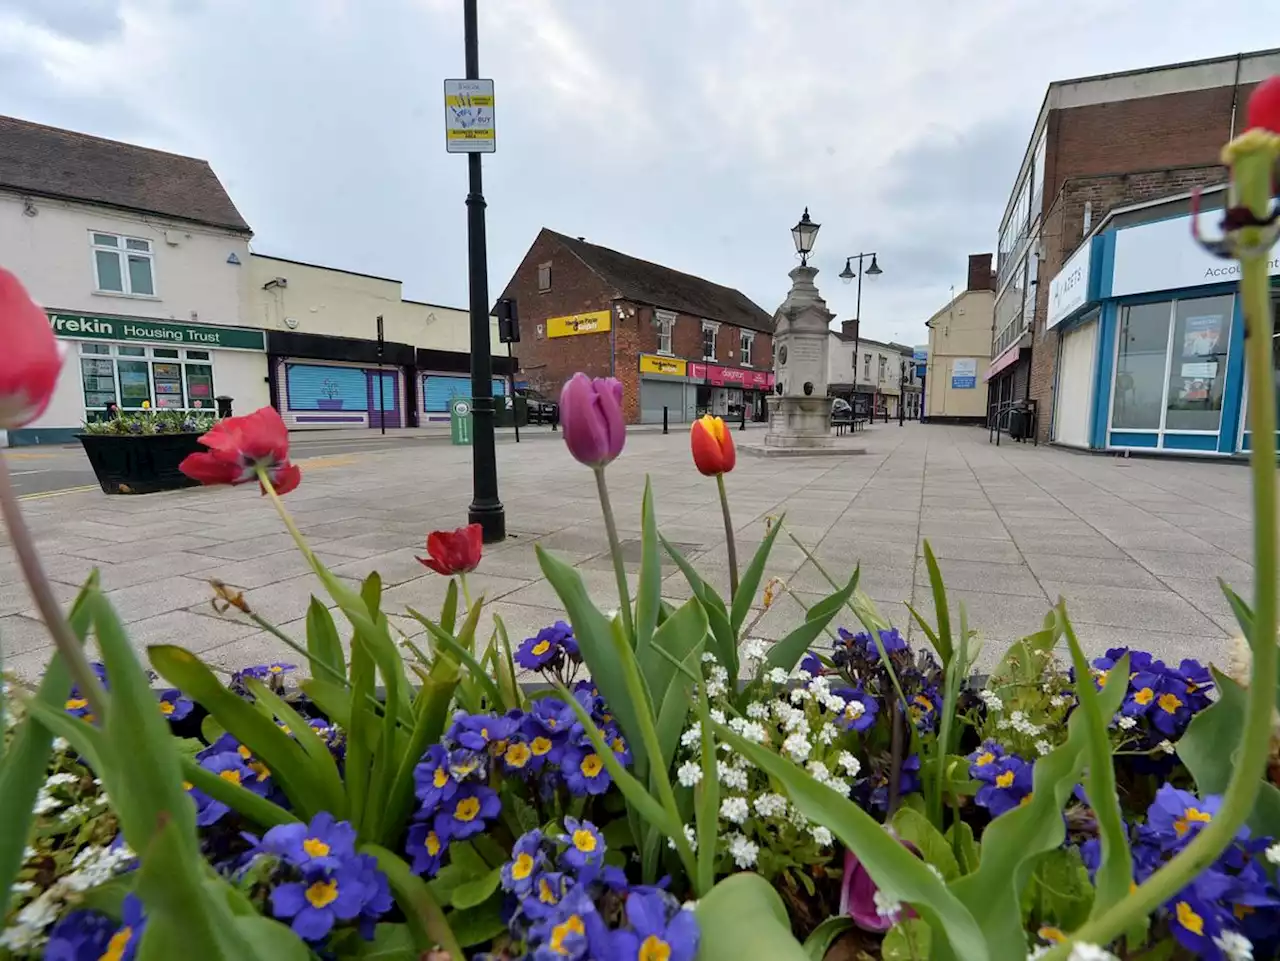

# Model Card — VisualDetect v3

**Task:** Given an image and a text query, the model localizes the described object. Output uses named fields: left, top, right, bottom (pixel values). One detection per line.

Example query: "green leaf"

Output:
left=363, top=843, right=465, bottom=960
left=1059, top=606, right=1132, bottom=922
left=148, top=645, right=326, bottom=822
left=244, top=677, right=345, bottom=817
left=694, top=683, right=719, bottom=897
left=644, top=598, right=708, bottom=777
left=891, top=806, right=960, bottom=880
left=440, top=579, right=459, bottom=635
left=988, top=628, right=1059, bottom=706
left=0, top=581, right=94, bottom=913
left=180, top=757, right=299, bottom=828
left=801, top=916, right=852, bottom=961
left=694, top=873, right=809, bottom=961
left=635, top=477, right=662, bottom=657
left=449, top=867, right=502, bottom=910
left=660, top=533, right=738, bottom=680
left=470, top=834, right=510, bottom=869
left=362, top=571, right=384, bottom=616
left=1028, top=847, right=1094, bottom=932
left=763, top=567, right=858, bottom=675
left=492, top=614, right=522, bottom=711
left=305, top=597, right=346, bottom=683
left=297, top=677, right=353, bottom=731
left=946, top=821, right=980, bottom=876
left=228, top=916, right=312, bottom=961
left=716, top=725, right=989, bottom=961
left=732, top=512, right=784, bottom=636
left=882, top=919, right=933, bottom=961
left=19, top=700, right=107, bottom=772
left=353, top=923, right=417, bottom=960
left=345, top=633, right=378, bottom=833
left=537, top=545, right=648, bottom=775
left=448, top=898, right=508, bottom=948
left=408, top=607, right=504, bottom=711
left=950, top=658, right=1130, bottom=956
left=920, top=541, right=954, bottom=667
left=200, top=714, right=226, bottom=745
left=601, top=817, right=635, bottom=850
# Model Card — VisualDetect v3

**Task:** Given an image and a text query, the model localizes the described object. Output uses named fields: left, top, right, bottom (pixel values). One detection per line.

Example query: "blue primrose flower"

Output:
left=972, top=755, right=1034, bottom=817
left=967, top=740, right=1006, bottom=775
left=198, top=751, right=272, bottom=798
left=157, top=688, right=193, bottom=722
left=271, top=861, right=370, bottom=943
left=1147, top=784, right=1224, bottom=851
left=413, top=744, right=460, bottom=812
left=799, top=650, right=823, bottom=676
left=63, top=662, right=109, bottom=720
left=559, top=817, right=605, bottom=873
left=869, top=754, right=921, bottom=810
left=433, top=783, right=501, bottom=840
left=614, top=888, right=700, bottom=961
left=1164, top=889, right=1231, bottom=958
left=258, top=811, right=357, bottom=872
left=502, top=829, right=549, bottom=895
left=45, top=894, right=145, bottom=961
left=448, top=711, right=517, bottom=752
left=561, top=745, right=612, bottom=796
left=522, top=870, right=573, bottom=922
left=406, top=820, right=450, bottom=877
left=528, top=885, right=613, bottom=961
left=186, top=782, right=230, bottom=827
left=832, top=686, right=879, bottom=732
left=516, top=621, right=579, bottom=671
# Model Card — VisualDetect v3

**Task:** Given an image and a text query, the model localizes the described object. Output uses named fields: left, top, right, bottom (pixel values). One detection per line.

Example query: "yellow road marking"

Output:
left=19, top=485, right=99, bottom=500
left=296, top=454, right=357, bottom=470
left=6, top=451, right=63, bottom=460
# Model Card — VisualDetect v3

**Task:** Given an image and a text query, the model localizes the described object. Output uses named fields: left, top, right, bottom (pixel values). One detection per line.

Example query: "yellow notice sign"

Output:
left=639, top=354, right=687, bottom=377
left=546, top=310, right=612, bottom=338
left=444, top=79, right=495, bottom=153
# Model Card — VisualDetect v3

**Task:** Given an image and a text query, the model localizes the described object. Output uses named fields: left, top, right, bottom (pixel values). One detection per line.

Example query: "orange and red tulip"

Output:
left=690, top=414, right=736, bottom=476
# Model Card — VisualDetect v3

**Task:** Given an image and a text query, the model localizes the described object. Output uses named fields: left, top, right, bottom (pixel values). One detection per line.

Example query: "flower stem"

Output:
left=715, top=472, right=739, bottom=598
left=0, top=453, right=107, bottom=719
left=257, top=468, right=320, bottom=572
left=458, top=573, right=474, bottom=612
left=593, top=466, right=635, bottom=641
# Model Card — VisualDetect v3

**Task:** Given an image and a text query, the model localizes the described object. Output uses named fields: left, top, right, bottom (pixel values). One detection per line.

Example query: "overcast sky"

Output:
left=0, top=1, right=1274, bottom=346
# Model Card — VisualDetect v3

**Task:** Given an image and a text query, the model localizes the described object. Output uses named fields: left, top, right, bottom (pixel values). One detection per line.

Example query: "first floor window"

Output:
left=656, top=311, right=675, bottom=354
left=702, top=323, right=717, bottom=360
left=863, top=354, right=871, bottom=379
left=878, top=356, right=887, bottom=383
left=92, top=232, right=155, bottom=296
left=537, top=262, right=552, bottom=292
left=740, top=332, right=754, bottom=366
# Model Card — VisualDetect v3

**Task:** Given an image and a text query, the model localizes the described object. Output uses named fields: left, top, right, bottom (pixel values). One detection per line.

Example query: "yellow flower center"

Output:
left=1095, top=669, right=1109, bottom=685
left=65, top=697, right=87, bottom=711
left=249, top=761, right=270, bottom=781
left=639, top=935, right=672, bottom=961
left=303, top=838, right=331, bottom=858
left=532, top=640, right=551, bottom=656
left=913, top=694, right=933, bottom=710
left=547, top=718, right=557, bottom=729
left=238, top=745, right=253, bottom=760
left=1134, top=687, right=1154, bottom=705
left=506, top=743, right=532, bottom=768
left=455, top=797, right=481, bottom=822
left=425, top=831, right=442, bottom=856
left=580, top=754, right=604, bottom=778
left=1235, top=903, right=1255, bottom=920
left=1173, top=807, right=1213, bottom=836
left=531, top=737, right=553, bottom=756
left=573, top=829, right=598, bottom=853
left=306, top=879, right=339, bottom=909
left=99, top=925, right=134, bottom=961
left=269, top=665, right=284, bottom=673
left=480, top=727, right=489, bottom=739
left=1158, top=693, right=1184, bottom=714
left=159, top=701, right=175, bottom=715
left=1175, top=901, right=1204, bottom=936
left=996, top=771, right=1015, bottom=788
left=539, top=877, right=560, bottom=904
left=550, top=914, right=586, bottom=954
left=1036, top=926, right=1064, bottom=944
left=513, top=852, right=535, bottom=880
left=218, top=769, right=242, bottom=785
left=182, top=780, right=193, bottom=792
left=612, top=737, right=626, bottom=753
left=974, top=752, right=995, bottom=767
left=433, top=767, right=450, bottom=788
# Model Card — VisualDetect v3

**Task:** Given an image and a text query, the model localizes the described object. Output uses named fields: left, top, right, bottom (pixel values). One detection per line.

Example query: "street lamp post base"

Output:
left=468, top=502, right=506, bottom=544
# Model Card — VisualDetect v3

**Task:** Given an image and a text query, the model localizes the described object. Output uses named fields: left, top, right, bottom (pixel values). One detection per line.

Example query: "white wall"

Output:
left=0, top=192, right=251, bottom=326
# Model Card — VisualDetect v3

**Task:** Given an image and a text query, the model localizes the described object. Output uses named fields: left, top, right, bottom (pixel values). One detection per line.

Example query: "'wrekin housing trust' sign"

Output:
left=47, top=312, right=265, bottom=351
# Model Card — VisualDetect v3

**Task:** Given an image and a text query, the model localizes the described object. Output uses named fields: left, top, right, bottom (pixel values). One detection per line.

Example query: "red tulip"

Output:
left=690, top=414, right=736, bottom=476
left=179, top=406, right=302, bottom=495
left=417, top=524, right=483, bottom=576
left=0, top=267, right=65, bottom=429
left=1246, top=76, right=1280, bottom=133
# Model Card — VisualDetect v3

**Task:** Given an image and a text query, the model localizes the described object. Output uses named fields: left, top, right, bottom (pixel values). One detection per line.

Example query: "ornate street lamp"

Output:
left=838, top=252, right=884, bottom=420
left=791, top=208, right=820, bottom=266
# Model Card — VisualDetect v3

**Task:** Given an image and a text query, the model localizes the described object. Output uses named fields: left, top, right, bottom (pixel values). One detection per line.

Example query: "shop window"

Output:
left=185, top=364, right=214, bottom=409
left=92, top=232, right=155, bottom=296
left=740, top=332, right=754, bottom=366
left=117, top=360, right=152, bottom=409
left=1112, top=302, right=1171, bottom=430
left=77, top=343, right=217, bottom=413
left=1165, top=295, right=1232, bottom=431
left=81, top=353, right=117, bottom=409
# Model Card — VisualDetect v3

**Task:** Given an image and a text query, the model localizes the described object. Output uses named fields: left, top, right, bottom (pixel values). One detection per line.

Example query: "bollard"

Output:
left=663, top=406, right=669, bottom=435
left=740, top=405, right=746, bottom=431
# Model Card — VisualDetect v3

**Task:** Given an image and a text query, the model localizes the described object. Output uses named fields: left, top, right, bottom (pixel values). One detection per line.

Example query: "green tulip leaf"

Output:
left=694, top=873, right=809, bottom=961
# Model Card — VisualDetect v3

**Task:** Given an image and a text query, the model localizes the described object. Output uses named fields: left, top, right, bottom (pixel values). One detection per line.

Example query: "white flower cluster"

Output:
left=837, top=751, right=862, bottom=777
left=746, top=702, right=770, bottom=720
left=977, top=690, right=1004, bottom=713
left=741, top=638, right=769, bottom=663
left=753, top=793, right=788, bottom=818
left=872, top=889, right=902, bottom=922
left=705, top=664, right=730, bottom=698
left=766, top=667, right=789, bottom=685
left=677, top=760, right=702, bottom=787
left=805, top=760, right=851, bottom=797
left=782, top=732, right=812, bottom=762
left=0, top=842, right=135, bottom=952
left=1005, top=710, right=1043, bottom=737
left=727, top=716, right=768, bottom=744
left=719, top=761, right=750, bottom=792
left=1266, top=841, right=1280, bottom=866
left=727, top=833, right=759, bottom=868
left=1213, top=931, right=1253, bottom=961
left=720, top=797, right=750, bottom=824
left=1117, top=715, right=1138, bottom=731
left=667, top=824, right=699, bottom=853
left=1049, top=694, right=1071, bottom=709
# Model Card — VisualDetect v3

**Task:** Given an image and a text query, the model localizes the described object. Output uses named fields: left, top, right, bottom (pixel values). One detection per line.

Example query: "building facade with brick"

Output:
left=988, top=47, right=1280, bottom=443
left=497, top=229, right=775, bottom=424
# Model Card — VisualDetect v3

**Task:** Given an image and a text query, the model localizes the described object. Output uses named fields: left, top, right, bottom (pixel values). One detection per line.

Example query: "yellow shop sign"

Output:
left=546, top=310, right=612, bottom=338
left=639, top=354, right=688, bottom=377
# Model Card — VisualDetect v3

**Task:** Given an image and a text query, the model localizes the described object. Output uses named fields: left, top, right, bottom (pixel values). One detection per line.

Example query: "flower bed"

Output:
left=5, top=84, right=1280, bottom=961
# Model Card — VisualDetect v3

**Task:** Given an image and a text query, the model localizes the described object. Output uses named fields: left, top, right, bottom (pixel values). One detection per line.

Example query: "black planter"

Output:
left=77, top=432, right=206, bottom=495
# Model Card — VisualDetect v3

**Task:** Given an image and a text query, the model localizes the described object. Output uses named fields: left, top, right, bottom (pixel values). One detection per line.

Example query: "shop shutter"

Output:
left=1054, top=322, right=1098, bottom=447
left=285, top=364, right=368, bottom=411
left=1012, top=357, right=1030, bottom=401
left=423, top=375, right=507, bottom=412
left=640, top=380, right=686, bottom=424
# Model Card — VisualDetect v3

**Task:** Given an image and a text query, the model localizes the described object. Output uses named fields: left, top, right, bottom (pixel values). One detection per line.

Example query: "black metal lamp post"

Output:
left=899, top=359, right=907, bottom=426
left=839, top=252, right=882, bottom=418
left=462, top=0, right=504, bottom=543
left=791, top=208, right=821, bottom=266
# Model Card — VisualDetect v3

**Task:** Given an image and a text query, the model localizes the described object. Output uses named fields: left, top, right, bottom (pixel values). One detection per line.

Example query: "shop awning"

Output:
left=984, top=340, right=1024, bottom=382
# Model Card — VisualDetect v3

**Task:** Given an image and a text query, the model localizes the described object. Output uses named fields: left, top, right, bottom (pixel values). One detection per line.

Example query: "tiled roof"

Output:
left=0, top=116, right=250, bottom=232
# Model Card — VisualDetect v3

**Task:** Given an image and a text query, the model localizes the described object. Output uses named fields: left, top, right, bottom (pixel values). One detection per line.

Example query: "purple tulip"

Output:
left=560, top=373, right=625, bottom=467
left=839, top=843, right=919, bottom=932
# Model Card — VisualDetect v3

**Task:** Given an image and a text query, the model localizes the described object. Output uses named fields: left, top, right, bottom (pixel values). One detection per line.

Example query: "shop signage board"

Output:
left=951, top=358, right=977, bottom=389
left=47, top=312, right=265, bottom=351
left=1110, top=212, right=1280, bottom=297
left=546, top=310, right=611, bottom=338
left=1047, top=239, right=1095, bottom=329
left=450, top=399, right=473, bottom=445
left=444, top=79, right=495, bottom=153
left=687, top=362, right=774, bottom=389
left=638, top=354, right=688, bottom=377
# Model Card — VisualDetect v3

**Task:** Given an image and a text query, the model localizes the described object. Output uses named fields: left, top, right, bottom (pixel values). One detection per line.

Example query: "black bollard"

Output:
left=740, top=404, right=746, bottom=431
left=663, top=406, right=669, bottom=435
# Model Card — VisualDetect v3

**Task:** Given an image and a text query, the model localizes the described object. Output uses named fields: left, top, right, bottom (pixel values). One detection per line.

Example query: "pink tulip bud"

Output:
left=0, top=267, right=64, bottom=429
left=559, top=372, right=626, bottom=467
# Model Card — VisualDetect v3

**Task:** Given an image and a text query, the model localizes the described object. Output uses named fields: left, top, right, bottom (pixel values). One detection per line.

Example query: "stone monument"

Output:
left=766, top=263, right=836, bottom=448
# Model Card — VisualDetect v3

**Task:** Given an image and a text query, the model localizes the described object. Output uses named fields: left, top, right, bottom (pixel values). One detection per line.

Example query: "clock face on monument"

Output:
left=778, top=345, right=788, bottom=367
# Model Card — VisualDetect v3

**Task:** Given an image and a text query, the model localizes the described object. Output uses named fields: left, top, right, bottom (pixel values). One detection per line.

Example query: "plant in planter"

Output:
left=78, top=408, right=219, bottom=495
left=317, top=378, right=345, bottom=411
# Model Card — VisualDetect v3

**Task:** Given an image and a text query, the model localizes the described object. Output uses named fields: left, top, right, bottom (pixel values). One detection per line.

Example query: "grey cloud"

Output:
left=3, top=0, right=124, bottom=42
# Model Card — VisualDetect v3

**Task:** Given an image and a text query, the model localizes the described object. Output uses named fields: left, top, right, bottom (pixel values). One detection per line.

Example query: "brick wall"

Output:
left=1027, top=163, right=1226, bottom=442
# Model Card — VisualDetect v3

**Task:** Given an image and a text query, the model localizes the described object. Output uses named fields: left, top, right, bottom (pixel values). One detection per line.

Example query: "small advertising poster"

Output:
left=951, top=358, right=977, bottom=389
left=1182, top=314, right=1223, bottom=357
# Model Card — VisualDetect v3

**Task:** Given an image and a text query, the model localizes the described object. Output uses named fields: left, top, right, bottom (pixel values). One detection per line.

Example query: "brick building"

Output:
left=988, top=47, right=1280, bottom=442
left=498, top=229, right=775, bottom=424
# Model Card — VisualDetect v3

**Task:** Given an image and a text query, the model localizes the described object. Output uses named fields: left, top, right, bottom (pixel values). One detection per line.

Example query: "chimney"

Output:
left=967, top=253, right=995, bottom=292
left=841, top=319, right=859, bottom=341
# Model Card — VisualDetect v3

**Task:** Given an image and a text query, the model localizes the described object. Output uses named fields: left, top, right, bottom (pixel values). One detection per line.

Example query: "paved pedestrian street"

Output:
left=0, top=424, right=1256, bottom=680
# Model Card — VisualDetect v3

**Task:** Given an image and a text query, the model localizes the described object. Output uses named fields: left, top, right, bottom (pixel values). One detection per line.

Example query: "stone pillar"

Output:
left=766, top=265, right=835, bottom=448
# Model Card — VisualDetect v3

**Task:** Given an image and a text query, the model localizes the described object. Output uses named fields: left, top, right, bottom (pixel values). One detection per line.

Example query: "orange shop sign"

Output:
left=546, top=310, right=612, bottom=338
left=638, top=354, right=688, bottom=377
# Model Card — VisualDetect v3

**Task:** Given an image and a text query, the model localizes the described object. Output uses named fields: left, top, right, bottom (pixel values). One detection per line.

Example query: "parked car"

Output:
left=519, top=388, right=559, bottom=425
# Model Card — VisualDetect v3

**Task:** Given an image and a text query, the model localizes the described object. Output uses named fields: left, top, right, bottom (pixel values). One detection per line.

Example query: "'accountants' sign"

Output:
left=1111, top=213, right=1280, bottom=298
left=48, top=312, right=265, bottom=351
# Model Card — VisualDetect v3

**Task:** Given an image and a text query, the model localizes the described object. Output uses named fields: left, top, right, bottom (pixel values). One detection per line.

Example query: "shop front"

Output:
left=269, top=330, right=415, bottom=430
left=14, top=312, right=269, bottom=446
left=688, top=361, right=774, bottom=422
left=638, top=354, right=695, bottom=425
left=1046, top=238, right=1102, bottom=448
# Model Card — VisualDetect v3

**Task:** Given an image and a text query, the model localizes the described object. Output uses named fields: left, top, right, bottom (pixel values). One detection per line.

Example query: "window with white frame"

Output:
left=655, top=310, right=675, bottom=354
left=878, top=356, right=887, bottom=382
left=92, top=232, right=155, bottom=296
left=78, top=342, right=214, bottom=415
left=740, top=331, right=754, bottom=366
left=701, top=322, right=718, bottom=360
left=863, top=353, right=871, bottom=380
